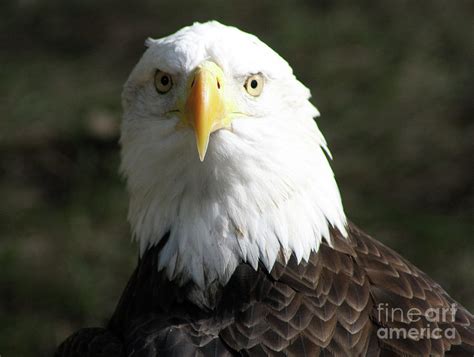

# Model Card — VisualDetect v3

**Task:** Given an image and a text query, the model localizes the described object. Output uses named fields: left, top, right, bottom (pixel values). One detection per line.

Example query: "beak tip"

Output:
left=197, top=140, right=209, bottom=162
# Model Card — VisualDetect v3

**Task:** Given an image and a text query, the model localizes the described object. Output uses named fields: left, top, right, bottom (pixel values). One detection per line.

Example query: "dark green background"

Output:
left=1, top=1, right=472, bottom=355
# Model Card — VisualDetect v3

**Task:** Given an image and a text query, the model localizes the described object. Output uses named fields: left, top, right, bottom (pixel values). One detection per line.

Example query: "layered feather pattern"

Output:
left=57, top=224, right=474, bottom=356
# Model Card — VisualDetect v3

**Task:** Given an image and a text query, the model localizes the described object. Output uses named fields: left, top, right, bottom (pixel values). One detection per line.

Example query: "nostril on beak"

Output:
left=191, top=78, right=195, bottom=88
left=217, top=79, right=221, bottom=89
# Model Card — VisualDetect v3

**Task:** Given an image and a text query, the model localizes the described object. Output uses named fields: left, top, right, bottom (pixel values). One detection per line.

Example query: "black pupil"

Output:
left=160, top=75, right=169, bottom=86
left=250, top=79, right=258, bottom=89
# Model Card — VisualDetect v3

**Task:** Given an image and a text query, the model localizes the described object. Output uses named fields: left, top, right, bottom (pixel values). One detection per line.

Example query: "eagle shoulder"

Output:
left=57, top=224, right=474, bottom=356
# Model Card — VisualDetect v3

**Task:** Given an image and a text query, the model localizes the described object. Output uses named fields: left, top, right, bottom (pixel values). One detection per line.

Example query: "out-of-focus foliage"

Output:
left=0, top=1, right=472, bottom=355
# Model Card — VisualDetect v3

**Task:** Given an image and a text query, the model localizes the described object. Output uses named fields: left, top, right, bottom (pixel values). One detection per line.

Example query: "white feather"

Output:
left=120, top=21, right=347, bottom=306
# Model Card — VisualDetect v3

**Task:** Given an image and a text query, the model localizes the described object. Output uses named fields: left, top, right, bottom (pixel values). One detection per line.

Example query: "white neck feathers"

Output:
left=120, top=105, right=347, bottom=296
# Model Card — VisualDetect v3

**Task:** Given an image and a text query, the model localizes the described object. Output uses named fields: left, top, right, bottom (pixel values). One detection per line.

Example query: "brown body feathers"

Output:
left=56, top=223, right=474, bottom=356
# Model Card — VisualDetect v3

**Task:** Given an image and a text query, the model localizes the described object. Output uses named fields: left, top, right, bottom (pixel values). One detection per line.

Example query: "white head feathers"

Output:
left=120, top=21, right=346, bottom=303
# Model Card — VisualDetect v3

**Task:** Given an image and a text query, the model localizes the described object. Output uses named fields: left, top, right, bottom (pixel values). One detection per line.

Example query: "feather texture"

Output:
left=56, top=223, right=474, bottom=356
left=120, top=22, right=347, bottom=301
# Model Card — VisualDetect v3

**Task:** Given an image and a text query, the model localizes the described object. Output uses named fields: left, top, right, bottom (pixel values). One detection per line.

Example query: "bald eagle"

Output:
left=56, top=22, right=473, bottom=356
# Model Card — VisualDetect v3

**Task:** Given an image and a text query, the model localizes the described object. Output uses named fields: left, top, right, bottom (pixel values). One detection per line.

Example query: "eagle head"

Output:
left=120, top=21, right=346, bottom=300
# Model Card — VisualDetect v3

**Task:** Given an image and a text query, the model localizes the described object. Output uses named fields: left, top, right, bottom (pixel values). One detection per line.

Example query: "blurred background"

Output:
left=1, top=0, right=473, bottom=355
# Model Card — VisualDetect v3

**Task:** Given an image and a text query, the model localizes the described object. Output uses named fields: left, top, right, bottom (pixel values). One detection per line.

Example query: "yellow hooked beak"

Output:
left=184, top=61, right=231, bottom=161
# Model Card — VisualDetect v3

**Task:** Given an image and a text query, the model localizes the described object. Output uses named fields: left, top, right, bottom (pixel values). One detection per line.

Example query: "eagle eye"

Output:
left=244, top=74, right=264, bottom=97
left=154, top=70, right=173, bottom=94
